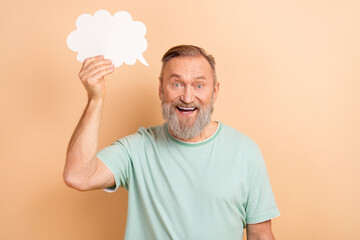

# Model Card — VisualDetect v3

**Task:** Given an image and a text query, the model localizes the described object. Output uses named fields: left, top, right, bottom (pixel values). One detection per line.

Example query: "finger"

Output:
left=81, top=63, right=114, bottom=82
left=88, top=67, right=114, bottom=85
left=81, top=55, right=104, bottom=70
left=79, top=60, right=113, bottom=79
left=83, top=59, right=113, bottom=73
left=86, top=66, right=115, bottom=85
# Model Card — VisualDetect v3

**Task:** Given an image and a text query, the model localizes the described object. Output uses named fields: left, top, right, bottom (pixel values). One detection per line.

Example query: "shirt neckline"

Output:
left=165, top=121, right=222, bottom=147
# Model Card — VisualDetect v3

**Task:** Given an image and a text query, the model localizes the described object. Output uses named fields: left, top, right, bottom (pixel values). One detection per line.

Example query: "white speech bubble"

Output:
left=67, top=9, right=149, bottom=67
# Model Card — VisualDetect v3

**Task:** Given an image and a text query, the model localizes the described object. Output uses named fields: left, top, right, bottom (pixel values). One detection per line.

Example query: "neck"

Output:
left=169, top=121, right=219, bottom=143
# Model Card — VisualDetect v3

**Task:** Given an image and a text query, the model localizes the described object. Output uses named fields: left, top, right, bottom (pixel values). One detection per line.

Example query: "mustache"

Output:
left=171, top=100, right=200, bottom=109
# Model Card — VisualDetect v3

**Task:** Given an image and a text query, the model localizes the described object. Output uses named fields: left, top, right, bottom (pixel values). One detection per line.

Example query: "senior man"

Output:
left=63, top=45, right=280, bottom=240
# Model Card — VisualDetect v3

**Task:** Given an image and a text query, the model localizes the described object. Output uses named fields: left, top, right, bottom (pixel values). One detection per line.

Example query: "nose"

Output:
left=180, top=85, right=195, bottom=104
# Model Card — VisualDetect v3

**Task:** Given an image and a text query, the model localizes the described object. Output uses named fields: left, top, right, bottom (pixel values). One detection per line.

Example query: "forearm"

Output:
left=63, top=97, right=104, bottom=188
left=246, top=221, right=275, bottom=240
left=247, top=234, right=275, bottom=240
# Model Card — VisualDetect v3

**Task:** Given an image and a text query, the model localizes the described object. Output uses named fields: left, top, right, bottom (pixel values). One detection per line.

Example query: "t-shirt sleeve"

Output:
left=96, top=139, right=132, bottom=192
left=245, top=145, right=280, bottom=224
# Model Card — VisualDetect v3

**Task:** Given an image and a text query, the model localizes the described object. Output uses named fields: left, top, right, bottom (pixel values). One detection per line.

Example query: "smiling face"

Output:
left=160, top=56, right=219, bottom=140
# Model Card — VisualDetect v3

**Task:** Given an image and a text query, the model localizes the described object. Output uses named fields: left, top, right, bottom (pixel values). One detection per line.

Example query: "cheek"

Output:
left=163, top=90, right=180, bottom=102
left=197, top=93, right=212, bottom=105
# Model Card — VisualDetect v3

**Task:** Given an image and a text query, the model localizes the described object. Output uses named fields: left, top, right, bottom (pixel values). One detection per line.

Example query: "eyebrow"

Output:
left=195, top=75, right=206, bottom=80
left=169, top=74, right=206, bottom=80
left=169, top=73, right=182, bottom=79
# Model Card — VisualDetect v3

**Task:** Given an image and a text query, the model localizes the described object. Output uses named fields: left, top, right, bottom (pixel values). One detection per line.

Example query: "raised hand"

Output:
left=78, top=55, right=114, bottom=99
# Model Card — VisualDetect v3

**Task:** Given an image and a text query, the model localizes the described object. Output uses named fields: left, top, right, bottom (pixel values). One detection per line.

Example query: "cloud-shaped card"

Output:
left=67, top=10, right=148, bottom=67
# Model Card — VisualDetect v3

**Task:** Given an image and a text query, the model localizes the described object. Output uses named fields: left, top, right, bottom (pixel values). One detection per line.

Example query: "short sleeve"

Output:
left=245, top=145, right=280, bottom=224
left=96, top=140, right=132, bottom=192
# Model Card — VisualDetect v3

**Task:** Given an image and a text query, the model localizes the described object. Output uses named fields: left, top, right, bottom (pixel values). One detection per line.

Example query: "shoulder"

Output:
left=219, top=123, right=259, bottom=151
left=114, top=124, right=165, bottom=150
left=137, top=124, right=164, bottom=138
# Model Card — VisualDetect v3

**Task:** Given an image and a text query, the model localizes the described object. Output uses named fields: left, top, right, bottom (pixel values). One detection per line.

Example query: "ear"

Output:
left=158, top=77, right=162, bottom=100
left=212, top=81, right=220, bottom=103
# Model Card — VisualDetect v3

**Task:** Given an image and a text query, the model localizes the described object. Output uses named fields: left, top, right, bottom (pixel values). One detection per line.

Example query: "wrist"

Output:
left=87, top=96, right=105, bottom=110
left=88, top=95, right=105, bottom=103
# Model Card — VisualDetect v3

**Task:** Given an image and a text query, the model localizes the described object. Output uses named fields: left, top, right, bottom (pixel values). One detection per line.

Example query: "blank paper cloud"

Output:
left=67, top=10, right=149, bottom=67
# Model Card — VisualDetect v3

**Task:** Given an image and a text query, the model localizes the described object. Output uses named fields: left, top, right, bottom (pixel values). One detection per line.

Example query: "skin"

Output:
left=63, top=55, right=115, bottom=191
left=63, top=55, right=275, bottom=239
left=159, top=56, right=219, bottom=142
left=246, top=220, right=275, bottom=240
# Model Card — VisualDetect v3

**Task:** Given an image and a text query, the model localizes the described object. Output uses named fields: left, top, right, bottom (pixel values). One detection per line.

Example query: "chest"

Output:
left=133, top=144, right=249, bottom=207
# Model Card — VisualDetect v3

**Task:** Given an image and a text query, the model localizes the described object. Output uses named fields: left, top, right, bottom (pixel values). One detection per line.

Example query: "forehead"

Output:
left=162, top=56, right=213, bottom=81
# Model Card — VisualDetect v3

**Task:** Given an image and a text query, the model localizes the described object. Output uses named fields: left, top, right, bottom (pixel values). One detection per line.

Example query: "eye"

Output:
left=195, top=84, right=203, bottom=89
left=173, top=82, right=181, bottom=88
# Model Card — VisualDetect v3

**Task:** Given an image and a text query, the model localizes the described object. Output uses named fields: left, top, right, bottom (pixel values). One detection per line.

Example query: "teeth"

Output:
left=179, top=107, right=196, bottom=110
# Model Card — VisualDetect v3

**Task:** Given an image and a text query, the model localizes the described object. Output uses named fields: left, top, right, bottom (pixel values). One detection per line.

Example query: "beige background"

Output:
left=1, top=0, right=359, bottom=239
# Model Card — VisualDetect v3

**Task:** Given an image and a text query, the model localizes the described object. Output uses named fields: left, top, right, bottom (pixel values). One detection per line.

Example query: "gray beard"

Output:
left=161, top=96, right=214, bottom=140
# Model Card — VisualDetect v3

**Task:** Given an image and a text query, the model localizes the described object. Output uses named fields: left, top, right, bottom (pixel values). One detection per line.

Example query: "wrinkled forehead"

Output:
left=161, top=56, right=214, bottom=83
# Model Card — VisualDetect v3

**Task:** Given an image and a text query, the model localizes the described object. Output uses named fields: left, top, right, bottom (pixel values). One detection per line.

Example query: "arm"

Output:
left=63, top=55, right=115, bottom=191
left=246, top=220, right=275, bottom=240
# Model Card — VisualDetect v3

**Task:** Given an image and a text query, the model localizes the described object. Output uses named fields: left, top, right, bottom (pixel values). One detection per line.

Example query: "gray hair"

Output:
left=160, top=45, right=217, bottom=84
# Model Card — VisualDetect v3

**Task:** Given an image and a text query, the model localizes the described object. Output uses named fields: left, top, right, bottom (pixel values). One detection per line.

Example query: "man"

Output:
left=63, top=45, right=280, bottom=240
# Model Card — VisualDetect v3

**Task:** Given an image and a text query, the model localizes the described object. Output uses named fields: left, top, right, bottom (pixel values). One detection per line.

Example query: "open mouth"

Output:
left=176, top=106, right=197, bottom=113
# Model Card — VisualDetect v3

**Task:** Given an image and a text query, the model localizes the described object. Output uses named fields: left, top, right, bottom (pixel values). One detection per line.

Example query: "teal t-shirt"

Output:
left=97, top=122, right=280, bottom=240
